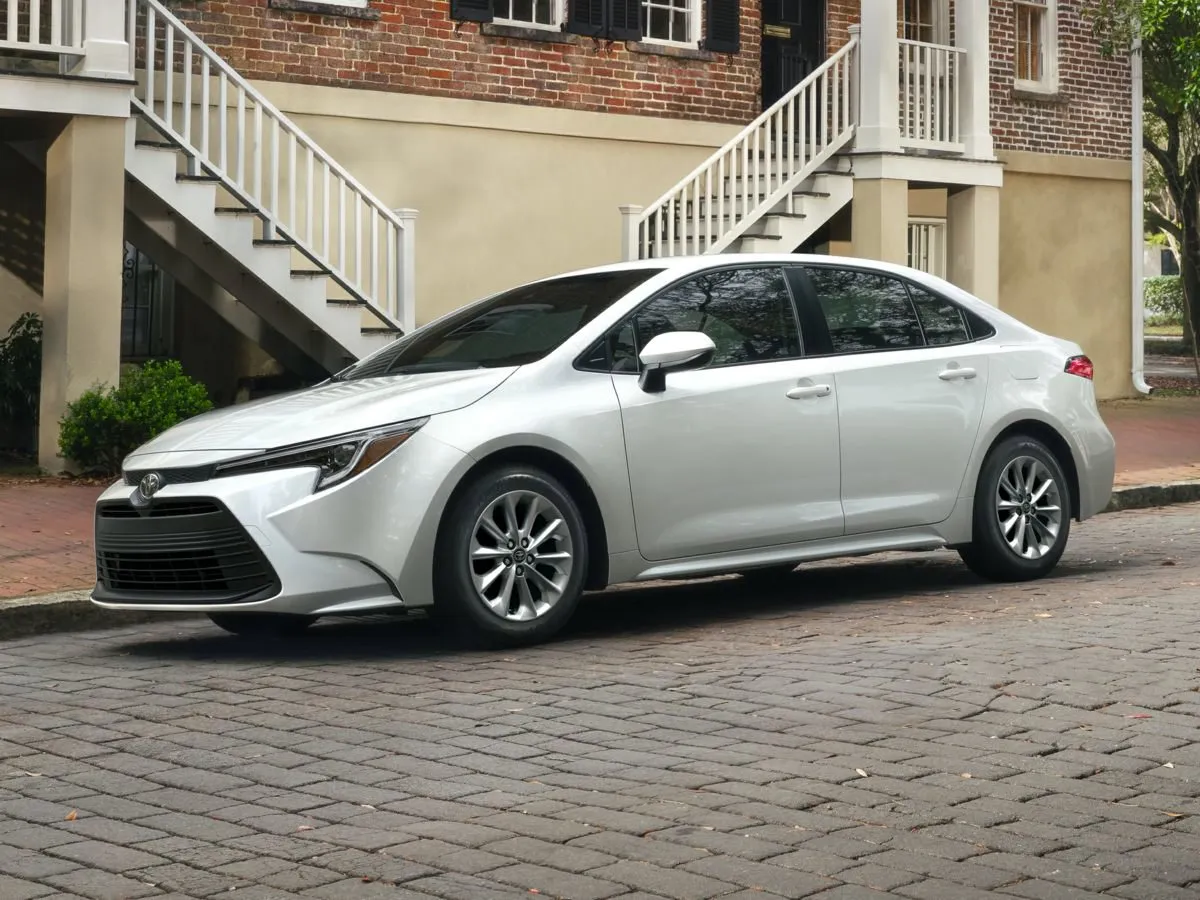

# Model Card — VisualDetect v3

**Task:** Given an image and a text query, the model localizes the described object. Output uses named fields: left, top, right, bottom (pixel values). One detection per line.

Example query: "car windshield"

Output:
left=334, top=268, right=662, bottom=381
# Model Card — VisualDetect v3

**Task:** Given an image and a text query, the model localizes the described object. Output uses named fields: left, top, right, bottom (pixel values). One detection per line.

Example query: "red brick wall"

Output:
left=161, top=0, right=763, bottom=125
left=988, top=0, right=1131, bottom=159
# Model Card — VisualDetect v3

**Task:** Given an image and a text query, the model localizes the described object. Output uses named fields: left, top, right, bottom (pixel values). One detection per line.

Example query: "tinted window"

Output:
left=805, top=267, right=923, bottom=353
left=909, top=284, right=970, bottom=346
left=336, top=268, right=660, bottom=381
left=965, top=308, right=997, bottom=340
left=610, top=267, right=801, bottom=371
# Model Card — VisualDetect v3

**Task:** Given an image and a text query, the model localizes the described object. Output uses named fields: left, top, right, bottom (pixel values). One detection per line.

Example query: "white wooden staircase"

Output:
left=624, top=36, right=859, bottom=260
left=122, top=0, right=412, bottom=374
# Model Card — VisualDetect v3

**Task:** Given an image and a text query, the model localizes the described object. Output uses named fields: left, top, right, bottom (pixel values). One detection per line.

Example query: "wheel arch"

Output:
left=437, top=445, right=611, bottom=591
left=980, top=419, right=1083, bottom=521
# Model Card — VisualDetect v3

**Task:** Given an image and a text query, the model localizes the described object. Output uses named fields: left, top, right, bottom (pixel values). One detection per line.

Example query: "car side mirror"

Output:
left=638, top=331, right=716, bottom=393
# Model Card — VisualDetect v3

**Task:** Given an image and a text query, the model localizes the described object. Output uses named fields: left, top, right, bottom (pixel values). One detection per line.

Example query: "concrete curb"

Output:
left=2, top=483, right=1198, bottom=641
left=0, top=590, right=201, bottom=642
left=1104, top=481, right=1200, bottom=513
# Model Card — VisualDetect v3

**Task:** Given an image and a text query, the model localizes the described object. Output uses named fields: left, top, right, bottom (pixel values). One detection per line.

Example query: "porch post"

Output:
left=854, top=0, right=901, bottom=153
left=947, top=186, right=1001, bottom=305
left=954, top=0, right=994, bottom=159
left=75, top=0, right=133, bottom=80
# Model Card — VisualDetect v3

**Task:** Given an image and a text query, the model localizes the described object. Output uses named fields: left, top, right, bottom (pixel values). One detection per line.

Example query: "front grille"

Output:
left=94, top=499, right=280, bottom=605
left=123, top=466, right=214, bottom=488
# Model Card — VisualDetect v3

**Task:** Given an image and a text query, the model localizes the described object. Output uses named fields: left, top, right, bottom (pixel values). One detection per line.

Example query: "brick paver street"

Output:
left=0, top=503, right=1198, bottom=899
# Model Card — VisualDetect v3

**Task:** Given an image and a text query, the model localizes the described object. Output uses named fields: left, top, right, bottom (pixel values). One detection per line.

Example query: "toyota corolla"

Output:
left=91, top=255, right=1116, bottom=646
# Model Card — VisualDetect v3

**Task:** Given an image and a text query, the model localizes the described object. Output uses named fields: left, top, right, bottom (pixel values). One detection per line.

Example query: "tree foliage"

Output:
left=1089, top=0, right=1200, bottom=367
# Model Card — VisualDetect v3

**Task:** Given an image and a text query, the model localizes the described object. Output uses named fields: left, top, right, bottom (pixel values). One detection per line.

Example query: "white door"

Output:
left=610, top=265, right=844, bottom=562
left=798, top=265, right=991, bottom=535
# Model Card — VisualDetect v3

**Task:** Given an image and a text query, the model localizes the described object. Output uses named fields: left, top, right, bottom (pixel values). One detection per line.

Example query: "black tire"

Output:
left=958, top=435, right=1072, bottom=582
left=208, top=613, right=316, bottom=637
left=433, top=465, right=589, bottom=648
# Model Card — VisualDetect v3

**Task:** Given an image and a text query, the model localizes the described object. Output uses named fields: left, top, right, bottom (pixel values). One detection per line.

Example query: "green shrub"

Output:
left=0, top=312, right=43, bottom=429
left=1145, top=275, right=1185, bottom=326
left=58, top=359, right=213, bottom=475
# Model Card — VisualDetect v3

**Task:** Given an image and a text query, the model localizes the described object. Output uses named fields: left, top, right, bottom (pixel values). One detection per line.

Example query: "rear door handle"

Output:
left=787, top=384, right=832, bottom=400
left=938, top=367, right=977, bottom=381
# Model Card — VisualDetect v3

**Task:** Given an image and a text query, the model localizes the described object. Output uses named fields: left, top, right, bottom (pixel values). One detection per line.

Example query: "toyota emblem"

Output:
left=138, top=472, right=163, bottom=500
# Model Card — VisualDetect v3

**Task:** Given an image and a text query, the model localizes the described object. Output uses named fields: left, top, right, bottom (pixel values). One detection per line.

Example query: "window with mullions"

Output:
left=642, top=0, right=697, bottom=43
left=494, top=0, right=561, bottom=27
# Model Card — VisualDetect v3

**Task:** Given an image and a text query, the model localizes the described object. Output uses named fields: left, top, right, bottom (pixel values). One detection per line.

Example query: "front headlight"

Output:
left=213, top=418, right=428, bottom=491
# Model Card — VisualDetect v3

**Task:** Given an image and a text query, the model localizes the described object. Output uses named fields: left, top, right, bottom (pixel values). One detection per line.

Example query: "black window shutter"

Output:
left=450, top=0, right=493, bottom=23
left=566, top=0, right=606, bottom=36
left=705, top=0, right=740, bottom=53
left=607, top=0, right=642, bottom=40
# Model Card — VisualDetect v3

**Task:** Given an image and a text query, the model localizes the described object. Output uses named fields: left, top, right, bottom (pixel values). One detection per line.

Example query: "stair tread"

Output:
left=215, top=206, right=257, bottom=215
left=177, top=174, right=220, bottom=182
left=253, top=238, right=294, bottom=246
left=291, top=269, right=327, bottom=277
left=135, top=139, right=177, bottom=150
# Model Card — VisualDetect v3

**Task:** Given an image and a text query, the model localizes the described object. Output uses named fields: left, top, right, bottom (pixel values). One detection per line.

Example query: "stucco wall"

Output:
left=997, top=151, right=1132, bottom=401
left=257, top=81, right=738, bottom=324
left=0, top=263, right=39, bottom=331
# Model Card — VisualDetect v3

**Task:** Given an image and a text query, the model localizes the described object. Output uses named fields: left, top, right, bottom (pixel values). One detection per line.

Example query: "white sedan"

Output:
left=91, top=255, right=1116, bottom=646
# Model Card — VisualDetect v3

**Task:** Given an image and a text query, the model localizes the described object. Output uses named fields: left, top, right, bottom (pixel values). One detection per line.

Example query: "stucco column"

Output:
left=851, top=178, right=908, bottom=265
left=39, top=116, right=126, bottom=473
left=946, top=185, right=1001, bottom=306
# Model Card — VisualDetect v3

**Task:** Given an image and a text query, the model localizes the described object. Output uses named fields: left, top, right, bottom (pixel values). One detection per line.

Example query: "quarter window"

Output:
left=908, top=284, right=971, bottom=346
left=643, top=0, right=697, bottom=43
left=805, top=267, right=923, bottom=354
left=612, top=266, right=802, bottom=371
left=494, top=0, right=560, bottom=27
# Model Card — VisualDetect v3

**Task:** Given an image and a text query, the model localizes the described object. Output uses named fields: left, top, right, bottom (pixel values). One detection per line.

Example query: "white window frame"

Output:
left=493, top=0, right=564, bottom=30
left=901, top=0, right=949, bottom=46
left=1014, top=0, right=1059, bottom=94
left=640, top=0, right=702, bottom=47
left=304, top=0, right=369, bottom=8
left=908, top=218, right=947, bottom=279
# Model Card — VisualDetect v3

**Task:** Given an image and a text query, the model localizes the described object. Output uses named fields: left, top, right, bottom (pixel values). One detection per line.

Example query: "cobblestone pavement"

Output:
left=1, top=504, right=1199, bottom=900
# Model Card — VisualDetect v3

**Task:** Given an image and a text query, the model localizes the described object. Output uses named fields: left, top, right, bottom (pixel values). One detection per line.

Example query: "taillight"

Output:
left=1065, top=355, right=1094, bottom=380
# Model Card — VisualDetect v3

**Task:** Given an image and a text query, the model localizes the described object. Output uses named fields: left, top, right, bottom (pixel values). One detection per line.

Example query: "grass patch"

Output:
left=1146, top=324, right=1185, bottom=336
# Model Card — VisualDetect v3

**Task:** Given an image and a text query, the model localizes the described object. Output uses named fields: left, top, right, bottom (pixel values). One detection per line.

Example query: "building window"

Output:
left=902, top=0, right=945, bottom=44
left=908, top=219, right=947, bottom=279
left=1015, top=0, right=1057, bottom=90
left=494, top=0, right=560, bottom=28
left=643, top=0, right=698, bottom=44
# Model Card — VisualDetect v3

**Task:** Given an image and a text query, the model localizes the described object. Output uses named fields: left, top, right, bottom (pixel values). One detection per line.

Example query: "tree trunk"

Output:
left=1180, top=181, right=1200, bottom=375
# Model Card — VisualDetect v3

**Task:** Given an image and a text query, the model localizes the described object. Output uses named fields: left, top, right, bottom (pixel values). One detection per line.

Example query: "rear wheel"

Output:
left=958, top=435, right=1071, bottom=582
left=434, top=465, right=589, bottom=648
left=208, top=613, right=315, bottom=637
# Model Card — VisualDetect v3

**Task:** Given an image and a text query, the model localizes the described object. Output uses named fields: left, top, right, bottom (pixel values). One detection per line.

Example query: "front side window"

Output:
left=1015, top=0, right=1056, bottom=89
left=337, top=268, right=660, bottom=381
left=643, top=0, right=697, bottom=43
left=609, top=266, right=802, bottom=371
left=805, top=267, right=924, bottom=354
left=494, top=0, right=560, bottom=27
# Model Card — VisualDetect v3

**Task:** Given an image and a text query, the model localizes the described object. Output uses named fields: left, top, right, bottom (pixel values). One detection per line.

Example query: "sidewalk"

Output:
left=2, top=395, right=1198, bottom=600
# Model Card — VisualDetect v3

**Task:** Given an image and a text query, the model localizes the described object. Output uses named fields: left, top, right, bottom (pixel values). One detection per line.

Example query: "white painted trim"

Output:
left=850, top=152, right=1005, bottom=188
left=1013, top=0, right=1059, bottom=94
left=303, top=0, right=369, bottom=7
left=907, top=216, right=947, bottom=278
left=0, top=73, right=132, bottom=118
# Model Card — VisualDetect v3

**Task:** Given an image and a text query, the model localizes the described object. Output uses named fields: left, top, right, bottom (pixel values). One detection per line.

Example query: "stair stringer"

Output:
left=737, top=171, right=855, bottom=254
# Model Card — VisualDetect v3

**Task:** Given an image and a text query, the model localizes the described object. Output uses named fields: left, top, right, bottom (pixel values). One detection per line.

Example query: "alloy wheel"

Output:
left=469, top=490, right=575, bottom=622
left=995, top=455, right=1062, bottom=560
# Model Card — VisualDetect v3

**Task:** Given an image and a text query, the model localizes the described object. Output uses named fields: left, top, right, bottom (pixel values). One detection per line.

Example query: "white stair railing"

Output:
left=127, top=0, right=414, bottom=332
left=0, top=0, right=83, bottom=55
left=898, top=38, right=965, bottom=151
left=629, top=36, right=858, bottom=260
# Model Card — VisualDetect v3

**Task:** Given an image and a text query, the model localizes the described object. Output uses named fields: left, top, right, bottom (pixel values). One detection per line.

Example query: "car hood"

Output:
left=129, top=368, right=516, bottom=456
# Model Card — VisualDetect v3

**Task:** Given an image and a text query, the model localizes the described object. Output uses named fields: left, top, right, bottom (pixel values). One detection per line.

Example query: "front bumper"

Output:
left=90, top=431, right=471, bottom=616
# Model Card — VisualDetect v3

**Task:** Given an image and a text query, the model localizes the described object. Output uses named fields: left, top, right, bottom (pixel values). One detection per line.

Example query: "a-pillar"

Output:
left=39, top=116, right=127, bottom=473
left=851, top=178, right=909, bottom=265
left=946, top=185, right=1001, bottom=306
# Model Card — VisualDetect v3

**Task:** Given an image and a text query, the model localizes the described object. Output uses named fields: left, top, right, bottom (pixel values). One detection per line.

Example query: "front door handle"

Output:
left=938, top=367, right=977, bottom=381
left=787, top=383, right=832, bottom=400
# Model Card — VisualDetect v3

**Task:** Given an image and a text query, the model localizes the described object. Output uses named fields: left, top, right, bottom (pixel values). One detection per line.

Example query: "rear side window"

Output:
left=804, top=267, right=923, bottom=354
left=908, top=284, right=971, bottom=346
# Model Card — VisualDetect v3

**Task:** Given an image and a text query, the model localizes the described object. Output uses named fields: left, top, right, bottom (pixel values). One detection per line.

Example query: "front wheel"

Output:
left=958, top=435, right=1072, bottom=582
left=434, top=465, right=589, bottom=648
left=208, top=613, right=316, bottom=637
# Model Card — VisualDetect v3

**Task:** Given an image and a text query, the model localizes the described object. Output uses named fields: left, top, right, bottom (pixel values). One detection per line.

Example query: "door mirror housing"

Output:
left=638, top=331, right=716, bottom=393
